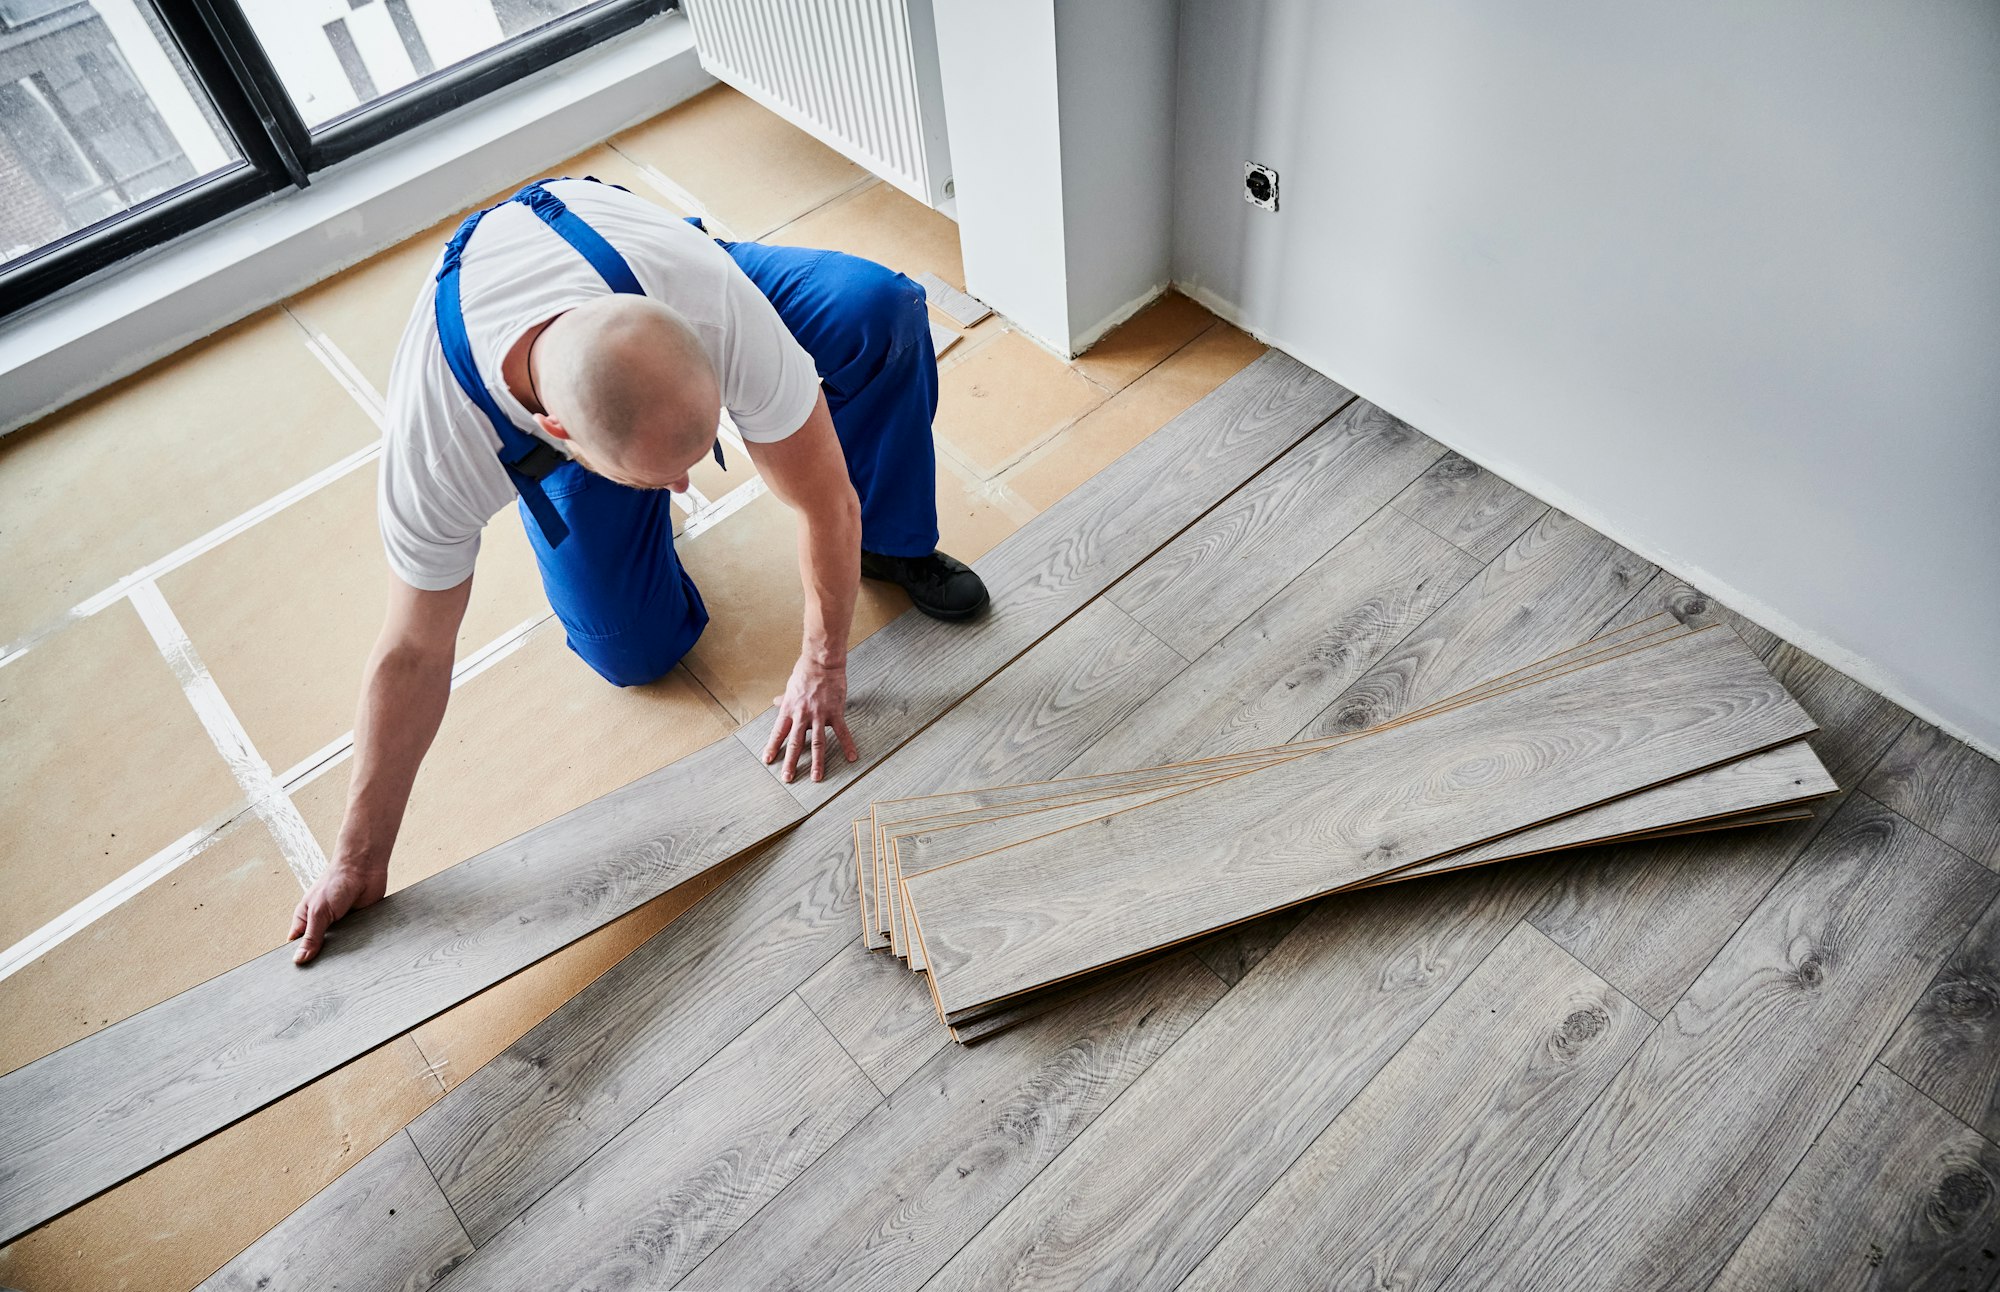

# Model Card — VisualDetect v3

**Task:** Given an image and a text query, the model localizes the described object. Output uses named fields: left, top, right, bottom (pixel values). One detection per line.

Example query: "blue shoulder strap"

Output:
left=432, top=178, right=722, bottom=550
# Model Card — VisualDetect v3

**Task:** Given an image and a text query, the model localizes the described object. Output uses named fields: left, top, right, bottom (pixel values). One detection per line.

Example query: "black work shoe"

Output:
left=861, top=548, right=990, bottom=621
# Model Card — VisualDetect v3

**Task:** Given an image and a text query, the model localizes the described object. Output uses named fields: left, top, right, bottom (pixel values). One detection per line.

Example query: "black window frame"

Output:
left=1, top=0, right=673, bottom=319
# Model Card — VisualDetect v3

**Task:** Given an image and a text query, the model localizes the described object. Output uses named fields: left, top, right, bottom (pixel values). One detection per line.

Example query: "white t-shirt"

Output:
left=377, top=179, right=821, bottom=591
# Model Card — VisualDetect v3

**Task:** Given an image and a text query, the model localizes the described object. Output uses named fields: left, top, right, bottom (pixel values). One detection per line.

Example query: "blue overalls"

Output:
left=434, top=179, right=941, bottom=687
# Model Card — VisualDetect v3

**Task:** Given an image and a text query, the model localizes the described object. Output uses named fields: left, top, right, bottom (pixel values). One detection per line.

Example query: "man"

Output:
left=288, top=176, right=988, bottom=964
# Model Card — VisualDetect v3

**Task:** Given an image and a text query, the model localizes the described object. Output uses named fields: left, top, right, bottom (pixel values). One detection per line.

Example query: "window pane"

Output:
left=238, top=0, right=608, bottom=130
left=0, top=0, right=242, bottom=268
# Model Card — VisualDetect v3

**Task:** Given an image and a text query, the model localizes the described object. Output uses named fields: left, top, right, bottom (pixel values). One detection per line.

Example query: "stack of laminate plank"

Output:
left=855, top=615, right=1837, bottom=1042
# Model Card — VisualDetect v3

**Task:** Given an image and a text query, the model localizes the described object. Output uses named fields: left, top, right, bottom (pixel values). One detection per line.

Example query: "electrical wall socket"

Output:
left=1244, top=162, right=1279, bottom=211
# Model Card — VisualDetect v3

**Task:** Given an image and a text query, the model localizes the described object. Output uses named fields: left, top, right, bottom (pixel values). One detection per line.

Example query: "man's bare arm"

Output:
left=743, top=389, right=863, bottom=783
left=289, top=574, right=470, bottom=962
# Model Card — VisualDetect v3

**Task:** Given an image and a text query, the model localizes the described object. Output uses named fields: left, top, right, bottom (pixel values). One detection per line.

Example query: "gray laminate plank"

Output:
left=925, top=512, right=1667, bottom=1291
left=908, top=627, right=1814, bottom=1021
left=1192, top=910, right=1309, bottom=987
left=926, top=862, right=1562, bottom=1291
left=1181, top=924, right=1648, bottom=1292
left=1077, top=506, right=1479, bottom=772
left=1435, top=795, right=1999, bottom=1292
left=734, top=351, right=1355, bottom=808
left=956, top=805, right=1818, bottom=1046
left=1391, top=740, right=1833, bottom=881
left=196, top=1131, right=471, bottom=1292
left=1107, top=400, right=1444, bottom=660
left=406, top=600, right=1186, bottom=1244
left=916, top=271, right=990, bottom=326
left=1711, top=1064, right=2000, bottom=1292
left=1298, top=508, right=1655, bottom=740
left=679, top=955, right=1225, bottom=1291
left=1529, top=631, right=1911, bottom=1017
left=430, top=996, right=881, bottom=1291
left=1865, top=720, right=2000, bottom=868
left=1882, top=892, right=2000, bottom=1142
left=1646, top=574, right=1785, bottom=660
left=0, top=734, right=801, bottom=1245
left=799, top=938, right=950, bottom=1094
left=1388, top=449, right=1548, bottom=562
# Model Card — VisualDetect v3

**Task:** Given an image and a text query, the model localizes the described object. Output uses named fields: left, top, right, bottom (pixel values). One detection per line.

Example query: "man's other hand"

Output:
left=763, top=652, right=860, bottom=783
left=289, top=862, right=388, bottom=964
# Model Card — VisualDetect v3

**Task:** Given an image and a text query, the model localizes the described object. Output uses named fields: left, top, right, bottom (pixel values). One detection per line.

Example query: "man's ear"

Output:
left=536, top=413, right=572, bottom=442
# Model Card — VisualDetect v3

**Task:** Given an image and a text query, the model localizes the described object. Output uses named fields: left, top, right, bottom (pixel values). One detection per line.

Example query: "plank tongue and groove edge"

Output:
left=3, top=351, right=1349, bottom=1250
left=0, top=736, right=801, bottom=1245
left=910, top=627, right=1818, bottom=1021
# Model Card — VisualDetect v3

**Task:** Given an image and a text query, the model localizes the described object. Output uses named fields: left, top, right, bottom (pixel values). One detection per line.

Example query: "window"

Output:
left=0, top=0, right=670, bottom=315
left=0, top=1, right=240, bottom=265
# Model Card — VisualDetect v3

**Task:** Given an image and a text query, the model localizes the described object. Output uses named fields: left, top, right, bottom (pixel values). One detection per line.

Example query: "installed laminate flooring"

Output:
left=207, top=367, right=2000, bottom=1290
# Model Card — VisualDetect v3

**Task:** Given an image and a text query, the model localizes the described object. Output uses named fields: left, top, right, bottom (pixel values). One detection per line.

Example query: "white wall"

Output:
left=933, top=3, right=1072, bottom=350
left=1172, top=0, right=2000, bottom=756
left=1054, top=0, right=1179, bottom=348
left=934, top=0, right=1177, bottom=355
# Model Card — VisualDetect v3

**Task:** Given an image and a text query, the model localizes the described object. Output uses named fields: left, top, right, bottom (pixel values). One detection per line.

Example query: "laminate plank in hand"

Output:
left=0, top=735, right=800, bottom=1245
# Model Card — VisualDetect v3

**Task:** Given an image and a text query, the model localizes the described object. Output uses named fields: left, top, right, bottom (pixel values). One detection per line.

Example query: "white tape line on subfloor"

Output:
left=1, top=468, right=767, bottom=977
left=128, top=581, right=328, bottom=891
left=0, top=439, right=385, bottom=669
left=0, top=822, right=217, bottom=984
left=287, top=307, right=387, bottom=428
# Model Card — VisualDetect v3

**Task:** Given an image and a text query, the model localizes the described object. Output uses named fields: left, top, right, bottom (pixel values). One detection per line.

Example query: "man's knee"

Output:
left=566, top=628, right=687, bottom=689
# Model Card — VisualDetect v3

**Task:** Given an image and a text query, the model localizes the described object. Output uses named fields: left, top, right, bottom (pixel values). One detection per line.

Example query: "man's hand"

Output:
left=763, top=652, right=860, bottom=783
left=289, top=861, right=389, bottom=964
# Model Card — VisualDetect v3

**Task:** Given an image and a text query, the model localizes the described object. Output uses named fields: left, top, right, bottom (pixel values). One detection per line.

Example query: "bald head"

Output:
left=535, top=295, right=721, bottom=488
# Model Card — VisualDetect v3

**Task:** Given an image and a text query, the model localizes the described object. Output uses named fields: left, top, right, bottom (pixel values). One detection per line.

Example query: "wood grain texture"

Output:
left=799, top=939, right=946, bottom=1093
left=1181, top=924, right=1647, bottom=1292
left=679, top=955, right=1225, bottom=1291
left=882, top=616, right=1699, bottom=898
left=1108, top=399, right=1443, bottom=660
left=1388, top=449, right=1549, bottom=562
left=910, top=627, right=1814, bottom=1020
left=1711, top=1064, right=2000, bottom=1292
left=1078, top=507, right=1479, bottom=772
left=1865, top=719, right=2000, bottom=868
left=1437, top=796, right=1999, bottom=1292
left=925, top=862, right=1559, bottom=1292
left=1882, top=892, right=2000, bottom=1141
left=735, top=351, right=1354, bottom=808
left=1529, top=626, right=1912, bottom=1016
left=0, top=734, right=801, bottom=1245
left=430, top=995, right=880, bottom=1291
left=1389, top=739, right=1834, bottom=881
left=402, top=600, right=1186, bottom=1244
left=1297, top=508, right=1655, bottom=741
left=196, top=1131, right=472, bottom=1292
left=944, top=808, right=1824, bottom=1056
left=1192, top=909, right=1309, bottom=987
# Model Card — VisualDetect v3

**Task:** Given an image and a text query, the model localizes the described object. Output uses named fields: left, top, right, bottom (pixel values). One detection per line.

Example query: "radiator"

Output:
left=684, top=0, right=952, bottom=210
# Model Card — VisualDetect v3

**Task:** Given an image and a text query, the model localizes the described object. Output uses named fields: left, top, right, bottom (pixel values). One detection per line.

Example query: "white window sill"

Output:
left=0, top=11, right=709, bottom=436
